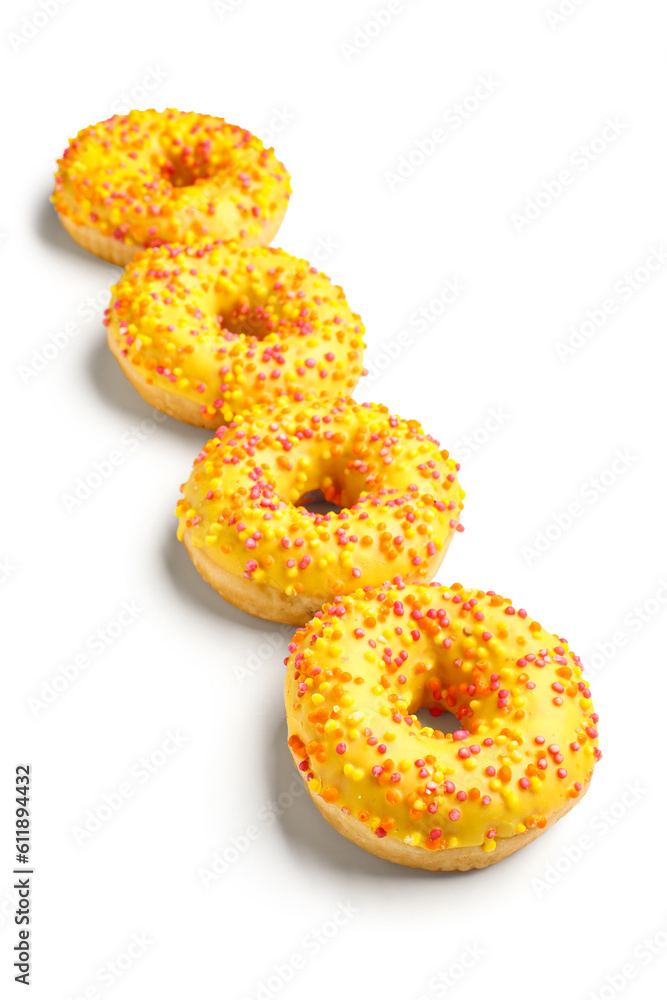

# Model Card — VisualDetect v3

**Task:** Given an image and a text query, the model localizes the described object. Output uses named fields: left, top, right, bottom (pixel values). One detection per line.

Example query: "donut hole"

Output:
left=158, top=141, right=232, bottom=189
left=288, top=456, right=366, bottom=515
left=215, top=305, right=275, bottom=341
left=295, top=490, right=343, bottom=517
left=414, top=706, right=462, bottom=736
left=161, top=160, right=220, bottom=187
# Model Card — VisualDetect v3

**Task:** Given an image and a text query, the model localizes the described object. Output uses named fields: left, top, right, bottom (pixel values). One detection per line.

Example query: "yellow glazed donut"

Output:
left=53, top=109, right=291, bottom=266
left=106, top=241, right=366, bottom=428
left=285, top=582, right=601, bottom=870
left=176, top=397, right=465, bottom=624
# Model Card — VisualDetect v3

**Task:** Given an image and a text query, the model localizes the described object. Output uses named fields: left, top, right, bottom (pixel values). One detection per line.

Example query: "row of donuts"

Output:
left=53, top=109, right=599, bottom=869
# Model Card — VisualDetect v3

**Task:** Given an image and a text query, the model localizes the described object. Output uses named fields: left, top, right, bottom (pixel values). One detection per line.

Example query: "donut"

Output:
left=285, top=582, right=600, bottom=870
left=53, top=109, right=291, bottom=266
left=106, top=241, right=366, bottom=428
left=176, top=397, right=465, bottom=623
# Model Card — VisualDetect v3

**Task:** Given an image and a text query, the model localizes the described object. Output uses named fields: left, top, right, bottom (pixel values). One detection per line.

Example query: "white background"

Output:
left=2, top=1, right=666, bottom=998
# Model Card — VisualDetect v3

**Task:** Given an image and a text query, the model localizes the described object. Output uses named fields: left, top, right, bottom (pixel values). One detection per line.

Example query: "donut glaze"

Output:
left=53, top=109, right=291, bottom=265
left=106, top=241, right=366, bottom=428
left=176, top=397, right=464, bottom=623
left=285, top=583, right=600, bottom=869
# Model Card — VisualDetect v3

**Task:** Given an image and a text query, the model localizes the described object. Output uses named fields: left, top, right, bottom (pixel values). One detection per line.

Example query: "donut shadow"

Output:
left=86, top=334, right=208, bottom=452
left=268, top=718, right=478, bottom=882
left=87, top=331, right=155, bottom=421
left=35, top=196, right=107, bottom=267
left=161, top=518, right=278, bottom=633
